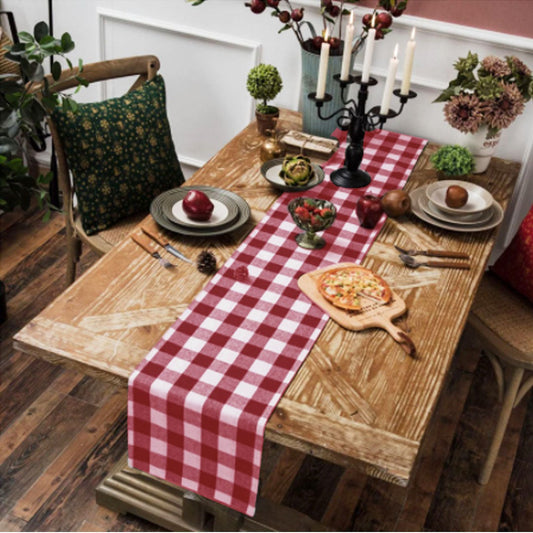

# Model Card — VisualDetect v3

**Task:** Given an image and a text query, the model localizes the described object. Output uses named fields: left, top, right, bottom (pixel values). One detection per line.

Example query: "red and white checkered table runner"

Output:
left=128, top=128, right=427, bottom=516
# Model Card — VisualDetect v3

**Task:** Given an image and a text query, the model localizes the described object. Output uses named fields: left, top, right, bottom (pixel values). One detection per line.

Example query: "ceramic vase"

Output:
left=463, top=124, right=502, bottom=174
left=300, top=45, right=357, bottom=138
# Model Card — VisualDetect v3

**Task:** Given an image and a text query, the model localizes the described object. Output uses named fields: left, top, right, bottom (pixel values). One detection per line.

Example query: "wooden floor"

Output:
left=0, top=205, right=532, bottom=532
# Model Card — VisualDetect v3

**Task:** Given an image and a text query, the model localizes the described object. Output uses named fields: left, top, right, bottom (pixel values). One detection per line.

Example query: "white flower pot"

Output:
left=463, top=124, right=502, bottom=173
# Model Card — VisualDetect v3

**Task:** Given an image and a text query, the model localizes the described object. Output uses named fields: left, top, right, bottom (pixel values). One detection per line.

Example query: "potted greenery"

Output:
left=0, top=21, right=85, bottom=219
left=188, top=0, right=409, bottom=136
left=434, top=52, right=533, bottom=172
left=246, top=63, right=283, bottom=136
left=430, top=145, right=475, bottom=178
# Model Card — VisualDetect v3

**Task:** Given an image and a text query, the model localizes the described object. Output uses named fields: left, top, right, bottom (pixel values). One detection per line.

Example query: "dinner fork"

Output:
left=131, top=234, right=176, bottom=269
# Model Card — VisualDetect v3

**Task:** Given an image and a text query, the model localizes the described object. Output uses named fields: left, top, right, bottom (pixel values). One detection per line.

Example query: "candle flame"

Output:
left=371, top=13, right=376, bottom=27
left=324, top=29, right=329, bottom=41
left=349, top=10, right=354, bottom=25
left=393, top=43, right=399, bottom=58
left=410, top=27, right=416, bottom=40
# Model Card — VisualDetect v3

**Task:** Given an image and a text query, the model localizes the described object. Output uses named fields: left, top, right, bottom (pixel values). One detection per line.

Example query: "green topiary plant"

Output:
left=246, top=63, right=283, bottom=115
left=430, top=145, right=475, bottom=177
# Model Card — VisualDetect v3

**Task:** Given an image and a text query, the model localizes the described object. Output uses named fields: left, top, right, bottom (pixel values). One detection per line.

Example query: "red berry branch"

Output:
left=187, top=1, right=408, bottom=55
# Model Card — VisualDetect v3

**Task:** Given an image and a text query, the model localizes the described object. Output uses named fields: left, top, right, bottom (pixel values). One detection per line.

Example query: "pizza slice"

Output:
left=318, top=266, right=391, bottom=312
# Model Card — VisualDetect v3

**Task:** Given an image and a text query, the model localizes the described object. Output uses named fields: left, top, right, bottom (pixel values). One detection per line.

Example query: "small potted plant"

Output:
left=430, top=145, right=475, bottom=178
left=246, top=63, right=283, bottom=135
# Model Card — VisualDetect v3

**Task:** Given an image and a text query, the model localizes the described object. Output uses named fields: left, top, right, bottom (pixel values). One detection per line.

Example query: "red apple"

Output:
left=356, top=195, right=383, bottom=228
left=182, top=190, right=214, bottom=221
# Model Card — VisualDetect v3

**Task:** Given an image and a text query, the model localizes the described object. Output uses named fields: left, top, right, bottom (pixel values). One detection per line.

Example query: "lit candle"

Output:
left=361, top=14, right=376, bottom=83
left=400, top=27, right=416, bottom=95
left=380, top=43, right=399, bottom=115
left=340, top=11, right=355, bottom=81
left=316, top=30, right=330, bottom=99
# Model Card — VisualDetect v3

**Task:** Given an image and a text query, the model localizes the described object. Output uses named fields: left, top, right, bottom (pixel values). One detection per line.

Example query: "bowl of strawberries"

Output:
left=288, top=197, right=336, bottom=249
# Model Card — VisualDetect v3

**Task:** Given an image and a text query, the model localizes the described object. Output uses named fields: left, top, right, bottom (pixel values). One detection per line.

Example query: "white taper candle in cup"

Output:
left=340, top=11, right=355, bottom=81
left=400, top=27, right=416, bottom=95
left=361, top=17, right=376, bottom=83
left=316, top=31, right=330, bottom=99
left=380, top=43, right=399, bottom=115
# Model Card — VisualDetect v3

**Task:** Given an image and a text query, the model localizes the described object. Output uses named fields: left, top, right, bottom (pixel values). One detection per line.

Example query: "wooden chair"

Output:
left=41, top=55, right=161, bottom=284
left=467, top=272, right=533, bottom=484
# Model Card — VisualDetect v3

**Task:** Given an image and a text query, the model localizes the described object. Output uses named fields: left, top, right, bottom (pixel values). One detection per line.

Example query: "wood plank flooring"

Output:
left=1, top=205, right=532, bottom=531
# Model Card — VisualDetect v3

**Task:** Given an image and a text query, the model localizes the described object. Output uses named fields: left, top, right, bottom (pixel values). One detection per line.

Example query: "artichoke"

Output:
left=279, top=155, right=315, bottom=186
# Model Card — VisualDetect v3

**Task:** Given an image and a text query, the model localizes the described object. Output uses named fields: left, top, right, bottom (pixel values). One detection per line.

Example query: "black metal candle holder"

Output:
left=309, top=74, right=416, bottom=188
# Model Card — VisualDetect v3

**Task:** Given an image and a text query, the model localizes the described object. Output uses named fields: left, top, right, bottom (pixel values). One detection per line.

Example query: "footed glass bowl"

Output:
left=288, top=197, right=336, bottom=249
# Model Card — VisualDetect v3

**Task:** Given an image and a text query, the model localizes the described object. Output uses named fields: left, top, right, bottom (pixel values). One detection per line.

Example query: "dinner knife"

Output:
left=141, top=226, right=193, bottom=264
left=394, top=244, right=470, bottom=259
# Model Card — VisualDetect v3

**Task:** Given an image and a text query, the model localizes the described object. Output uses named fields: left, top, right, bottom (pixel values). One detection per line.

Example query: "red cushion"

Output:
left=491, top=204, right=533, bottom=304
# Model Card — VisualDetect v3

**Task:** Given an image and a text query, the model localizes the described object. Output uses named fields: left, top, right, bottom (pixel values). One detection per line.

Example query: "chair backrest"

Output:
left=37, top=55, right=160, bottom=234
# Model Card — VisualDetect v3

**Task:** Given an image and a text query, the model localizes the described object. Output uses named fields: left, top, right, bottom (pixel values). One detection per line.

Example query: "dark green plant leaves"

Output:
left=34, top=21, right=50, bottom=42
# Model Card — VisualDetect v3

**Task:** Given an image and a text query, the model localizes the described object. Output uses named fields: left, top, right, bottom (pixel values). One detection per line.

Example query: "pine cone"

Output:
left=196, top=250, right=217, bottom=275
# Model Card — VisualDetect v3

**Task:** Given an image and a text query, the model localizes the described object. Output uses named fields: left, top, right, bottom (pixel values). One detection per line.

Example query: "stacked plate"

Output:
left=150, top=186, right=250, bottom=237
left=409, top=180, right=504, bottom=232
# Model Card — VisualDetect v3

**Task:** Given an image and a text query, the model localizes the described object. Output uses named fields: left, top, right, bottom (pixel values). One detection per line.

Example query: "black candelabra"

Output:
left=309, top=74, right=416, bottom=188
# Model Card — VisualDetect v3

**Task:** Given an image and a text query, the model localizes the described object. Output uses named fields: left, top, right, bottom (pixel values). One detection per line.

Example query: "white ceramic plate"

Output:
left=171, top=199, right=230, bottom=228
left=410, top=187, right=503, bottom=233
left=261, top=158, right=325, bottom=192
left=421, top=196, right=493, bottom=226
left=426, top=180, right=493, bottom=215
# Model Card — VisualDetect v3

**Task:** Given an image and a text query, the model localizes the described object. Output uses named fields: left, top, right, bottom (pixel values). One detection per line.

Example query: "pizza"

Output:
left=317, top=266, right=391, bottom=312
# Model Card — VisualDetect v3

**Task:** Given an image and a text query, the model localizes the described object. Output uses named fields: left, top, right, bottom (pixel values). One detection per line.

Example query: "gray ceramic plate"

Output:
left=161, top=188, right=239, bottom=229
left=151, top=186, right=250, bottom=237
left=261, top=158, right=325, bottom=192
left=410, top=187, right=503, bottom=233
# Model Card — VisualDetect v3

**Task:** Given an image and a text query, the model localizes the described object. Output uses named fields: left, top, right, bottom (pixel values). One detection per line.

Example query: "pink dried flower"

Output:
left=481, top=56, right=511, bottom=78
left=484, top=83, right=525, bottom=130
left=443, top=93, right=486, bottom=134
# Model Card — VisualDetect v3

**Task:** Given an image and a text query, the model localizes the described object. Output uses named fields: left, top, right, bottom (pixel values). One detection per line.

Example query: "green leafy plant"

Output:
left=430, top=145, right=475, bottom=176
left=246, top=64, right=283, bottom=114
left=0, top=21, right=86, bottom=218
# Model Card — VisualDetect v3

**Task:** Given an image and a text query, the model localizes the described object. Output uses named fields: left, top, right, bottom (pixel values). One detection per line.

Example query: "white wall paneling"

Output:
left=97, top=8, right=261, bottom=178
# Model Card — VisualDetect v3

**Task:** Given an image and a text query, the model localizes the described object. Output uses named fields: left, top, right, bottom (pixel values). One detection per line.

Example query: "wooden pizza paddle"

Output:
left=298, top=262, right=416, bottom=358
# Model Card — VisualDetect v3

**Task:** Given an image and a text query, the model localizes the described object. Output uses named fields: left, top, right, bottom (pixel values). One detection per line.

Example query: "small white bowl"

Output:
left=426, top=180, right=493, bottom=215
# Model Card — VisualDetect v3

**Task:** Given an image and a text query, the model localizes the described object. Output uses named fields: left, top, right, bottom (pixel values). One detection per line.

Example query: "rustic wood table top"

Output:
left=13, top=109, right=520, bottom=487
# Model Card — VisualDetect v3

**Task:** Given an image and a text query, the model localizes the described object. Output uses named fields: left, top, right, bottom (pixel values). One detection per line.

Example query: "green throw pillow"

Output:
left=52, top=74, right=185, bottom=235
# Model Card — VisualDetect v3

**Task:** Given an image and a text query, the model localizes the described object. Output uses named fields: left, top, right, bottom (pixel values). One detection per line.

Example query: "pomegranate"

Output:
left=246, top=0, right=266, bottom=14
left=182, top=190, right=214, bottom=221
left=291, top=8, right=304, bottom=21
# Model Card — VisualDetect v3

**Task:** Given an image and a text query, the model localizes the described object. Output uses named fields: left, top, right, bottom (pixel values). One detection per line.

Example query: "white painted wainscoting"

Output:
left=8, top=0, right=532, bottom=260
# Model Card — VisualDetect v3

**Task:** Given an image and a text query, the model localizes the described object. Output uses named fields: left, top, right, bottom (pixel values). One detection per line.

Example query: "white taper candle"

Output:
left=340, top=11, right=355, bottom=81
left=380, top=43, right=399, bottom=115
left=361, top=24, right=376, bottom=83
left=316, top=32, right=330, bottom=99
left=400, top=27, right=416, bottom=95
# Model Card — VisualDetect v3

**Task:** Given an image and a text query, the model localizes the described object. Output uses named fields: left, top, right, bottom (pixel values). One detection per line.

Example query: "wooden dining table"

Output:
left=13, top=109, right=520, bottom=531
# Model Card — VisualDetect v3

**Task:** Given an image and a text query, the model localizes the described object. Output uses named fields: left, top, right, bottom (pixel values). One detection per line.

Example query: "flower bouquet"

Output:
left=434, top=52, right=533, bottom=171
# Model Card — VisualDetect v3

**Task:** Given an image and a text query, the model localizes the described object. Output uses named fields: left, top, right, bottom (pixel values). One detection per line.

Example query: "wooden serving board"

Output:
left=298, top=262, right=416, bottom=357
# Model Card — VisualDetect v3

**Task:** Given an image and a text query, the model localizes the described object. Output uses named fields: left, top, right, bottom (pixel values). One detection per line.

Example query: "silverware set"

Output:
left=395, top=245, right=471, bottom=270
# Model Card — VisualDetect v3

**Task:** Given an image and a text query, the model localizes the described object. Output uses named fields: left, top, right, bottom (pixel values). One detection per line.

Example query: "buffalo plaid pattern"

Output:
left=128, top=128, right=427, bottom=516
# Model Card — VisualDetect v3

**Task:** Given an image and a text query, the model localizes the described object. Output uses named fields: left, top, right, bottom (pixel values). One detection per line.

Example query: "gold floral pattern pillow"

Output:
left=52, top=75, right=184, bottom=235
